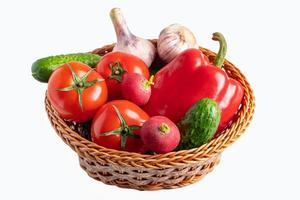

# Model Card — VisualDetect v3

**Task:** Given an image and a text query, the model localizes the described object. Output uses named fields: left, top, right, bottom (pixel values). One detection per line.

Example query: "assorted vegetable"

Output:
left=33, top=8, right=244, bottom=154
left=32, top=53, right=101, bottom=83
left=157, top=24, right=198, bottom=63
left=47, top=62, right=107, bottom=122
left=178, top=99, right=221, bottom=150
left=144, top=32, right=244, bottom=133
left=110, top=8, right=156, bottom=67
left=91, top=100, right=149, bottom=153
left=121, top=73, right=154, bottom=106
left=95, top=51, right=150, bottom=100
left=141, top=116, right=180, bottom=154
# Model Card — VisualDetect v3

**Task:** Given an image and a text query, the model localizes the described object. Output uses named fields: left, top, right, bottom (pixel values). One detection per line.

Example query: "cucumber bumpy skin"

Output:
left=31, top=53, right=101, bottom=83
left=177, top=98, right=221, bottom=150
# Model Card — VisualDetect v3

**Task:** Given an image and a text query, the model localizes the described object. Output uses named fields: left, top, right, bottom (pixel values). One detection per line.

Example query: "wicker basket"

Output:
left=45, top=40, right=255, bottom=190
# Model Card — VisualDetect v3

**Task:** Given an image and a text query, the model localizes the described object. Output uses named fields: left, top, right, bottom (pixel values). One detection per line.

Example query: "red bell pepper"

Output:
left=144, top=32, right=244, bottom=133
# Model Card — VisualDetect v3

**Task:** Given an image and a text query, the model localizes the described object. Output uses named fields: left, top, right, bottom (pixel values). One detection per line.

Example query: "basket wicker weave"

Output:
left=45, top=40, right=255, bottom=190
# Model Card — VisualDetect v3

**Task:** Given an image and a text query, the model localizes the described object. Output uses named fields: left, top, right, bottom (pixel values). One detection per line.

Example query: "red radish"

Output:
left=140, top=116, right=180, bottom=154
left=121, top=73, right=154, bottom=106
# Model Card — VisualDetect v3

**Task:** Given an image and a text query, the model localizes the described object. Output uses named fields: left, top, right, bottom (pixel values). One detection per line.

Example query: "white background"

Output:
left=0, top=0, right=299, bottom=199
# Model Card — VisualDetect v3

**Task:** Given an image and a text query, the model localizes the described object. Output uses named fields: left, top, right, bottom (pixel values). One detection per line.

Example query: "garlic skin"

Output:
left=110, top=8, right=156, bottom=67
left=157, top=24, right=198, bottom=63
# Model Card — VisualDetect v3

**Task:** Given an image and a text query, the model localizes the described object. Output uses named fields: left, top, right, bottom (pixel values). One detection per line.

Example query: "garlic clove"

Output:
left=158, top=24, right=198, bottom=63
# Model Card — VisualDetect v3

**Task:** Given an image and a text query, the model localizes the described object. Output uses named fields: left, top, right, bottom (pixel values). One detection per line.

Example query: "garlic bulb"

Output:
left=157, top=24, right=198, bottom=63
left=110, top=8, right=156, bottom=67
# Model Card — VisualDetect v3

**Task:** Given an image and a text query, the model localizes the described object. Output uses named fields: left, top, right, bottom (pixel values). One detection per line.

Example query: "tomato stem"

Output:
left=99, top=105, right=141, bottom=150
left=56, top=63, right=104, bottom=111
left=109, top=62, right=126, bottom=82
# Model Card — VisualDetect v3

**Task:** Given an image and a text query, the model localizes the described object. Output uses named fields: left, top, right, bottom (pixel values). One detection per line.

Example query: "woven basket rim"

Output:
left=45, top=40, right=255, bottom=165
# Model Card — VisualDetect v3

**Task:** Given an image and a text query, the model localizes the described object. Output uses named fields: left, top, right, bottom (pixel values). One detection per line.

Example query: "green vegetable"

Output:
left=31, top=53, right=101, bottom=83
left=177, top=98, right=221, bottom=150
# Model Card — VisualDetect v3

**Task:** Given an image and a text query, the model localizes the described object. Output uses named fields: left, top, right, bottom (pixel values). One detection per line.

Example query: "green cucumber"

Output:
left=31, top=53, right=101, bottom=83
left=177, top=98, right=221, bottom=150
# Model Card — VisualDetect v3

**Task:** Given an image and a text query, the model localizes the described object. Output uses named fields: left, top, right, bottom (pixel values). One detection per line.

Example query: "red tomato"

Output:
left=47, top=61, right=107, bottom=122
left=96, top=52, right=149, bottom=100
left=91, top=100, right=149, bottom=153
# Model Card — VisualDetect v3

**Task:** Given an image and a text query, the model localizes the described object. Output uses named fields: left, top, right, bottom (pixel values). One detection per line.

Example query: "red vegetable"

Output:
left=91, top=100, right=149, bottom=153
left=121, top=73, right=154, bottom=106
left=96, top=51, right=150, bottom=99
left=47, top=62, right=107, bottom=122
left=144, top=32, right=244, bottom=132
left=140, top=116, right=180, bottom=154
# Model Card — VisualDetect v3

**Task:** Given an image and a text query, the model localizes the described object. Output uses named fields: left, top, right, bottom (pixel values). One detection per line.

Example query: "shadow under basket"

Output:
left=45, top=40, right=255, bottom=190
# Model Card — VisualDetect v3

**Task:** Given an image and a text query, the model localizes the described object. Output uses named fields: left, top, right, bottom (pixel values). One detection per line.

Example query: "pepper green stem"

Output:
left=212, top=32, right=227, bottom=68
left=159, top=123, right=171, bottom=135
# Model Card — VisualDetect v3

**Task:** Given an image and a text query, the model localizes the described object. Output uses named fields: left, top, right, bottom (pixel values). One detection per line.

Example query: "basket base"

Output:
left=79, top=155, right=221, bottom=190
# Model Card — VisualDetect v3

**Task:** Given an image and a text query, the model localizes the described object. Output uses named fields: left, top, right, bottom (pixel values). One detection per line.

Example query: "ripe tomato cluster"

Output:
left=47, top=52, right=157, bottom=153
